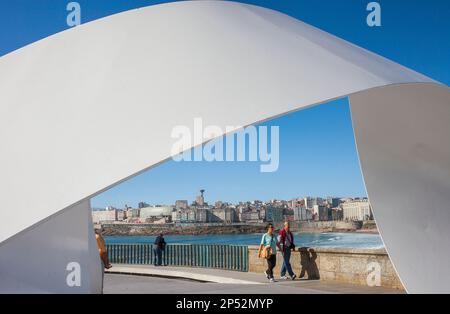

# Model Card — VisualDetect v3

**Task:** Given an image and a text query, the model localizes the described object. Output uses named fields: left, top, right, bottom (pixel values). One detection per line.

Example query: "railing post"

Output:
left=151, top=243, right=154, bottom=265
left=202, top=245, right=205, bottom=268
left=238, top=245, right=241, bottom=271
left=227, top=245, right=230, bottom=270
left=236, top=245, right=239, bottom=270
left=129, top=244, right=133, bottom=264
left=131, top=244, right=135, bottom=264
left=167, top=244, right=171, bottom=266
left=181, top=245, right=185, bottom=266
left=244, top=245, right=248, bottom=272
left=138, top=244, right=141, bottom=264
left=144, top=244, right=147, bottom=264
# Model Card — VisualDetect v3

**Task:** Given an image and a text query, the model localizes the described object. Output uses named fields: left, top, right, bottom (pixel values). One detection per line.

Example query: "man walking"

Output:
left=277, top=221, right=297, bottom=280
left=153, top=233, right=166, bottom=266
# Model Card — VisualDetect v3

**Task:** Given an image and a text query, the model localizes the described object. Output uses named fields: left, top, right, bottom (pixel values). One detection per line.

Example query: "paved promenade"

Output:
left=104, top=265, right=403, bottom=294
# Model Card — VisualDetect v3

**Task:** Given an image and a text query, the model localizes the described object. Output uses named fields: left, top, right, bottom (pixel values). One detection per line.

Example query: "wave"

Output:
left=327, top=236, right=341, bottom=241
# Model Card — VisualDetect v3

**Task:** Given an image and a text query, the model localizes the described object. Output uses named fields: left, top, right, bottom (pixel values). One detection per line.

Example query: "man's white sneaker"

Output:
left=269, top=278, right=277, bottom=283
left=280, top=276, right=288, bottom=280
left=291, top=274, right=297, bottom=280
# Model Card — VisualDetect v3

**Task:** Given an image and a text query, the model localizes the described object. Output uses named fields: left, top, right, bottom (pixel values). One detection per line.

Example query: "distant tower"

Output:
left=196, top=189, right=205, bottom=206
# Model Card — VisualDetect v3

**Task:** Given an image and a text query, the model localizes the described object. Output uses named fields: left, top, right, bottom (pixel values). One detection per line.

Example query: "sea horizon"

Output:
left=105, top=232, right=384, bottom=249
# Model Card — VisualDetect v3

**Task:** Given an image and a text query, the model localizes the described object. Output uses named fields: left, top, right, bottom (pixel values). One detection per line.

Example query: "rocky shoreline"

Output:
left=100, top=223, right=378, bottom=236
left=101, top=224, right=267, bottom=236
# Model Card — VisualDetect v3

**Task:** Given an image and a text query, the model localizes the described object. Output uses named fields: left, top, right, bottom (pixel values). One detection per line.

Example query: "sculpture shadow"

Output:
left=298, top=247, right=320, bottom=280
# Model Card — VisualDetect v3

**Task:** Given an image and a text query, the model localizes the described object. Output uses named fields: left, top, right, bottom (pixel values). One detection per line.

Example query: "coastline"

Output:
left=100, top=223, right=378, bottom=236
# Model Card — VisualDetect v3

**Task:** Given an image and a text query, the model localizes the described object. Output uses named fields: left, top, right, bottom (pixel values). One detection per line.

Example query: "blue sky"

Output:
left=1, top=1, right=448, bottom=207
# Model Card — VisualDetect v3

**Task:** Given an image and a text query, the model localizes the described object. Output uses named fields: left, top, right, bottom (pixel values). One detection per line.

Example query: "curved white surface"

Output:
left=0, top=1, right=448, bottom=293
left=0, top=200, right=102, bottom=293
left=350, top=84, right=450, bottom=293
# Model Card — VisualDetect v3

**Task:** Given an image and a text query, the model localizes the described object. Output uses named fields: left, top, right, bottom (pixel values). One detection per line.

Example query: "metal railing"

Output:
left=106, top=243, right=249, bottom=272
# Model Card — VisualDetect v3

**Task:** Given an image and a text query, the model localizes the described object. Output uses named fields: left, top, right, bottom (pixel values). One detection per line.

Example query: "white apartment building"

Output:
left=92, top=209, right=118, bottom=223
left=172, top=209, right=181, bottom=223
left=180, top=208, right=197, bottom=222
left=304, top=197, right=324, bottom=209
left=293, top=206, right=312, bottom=221
left=210, top=208, right=236, bottom=223
left=342, top=199, right=373, bottom=221
left=139, top=206, right=174, bottom=220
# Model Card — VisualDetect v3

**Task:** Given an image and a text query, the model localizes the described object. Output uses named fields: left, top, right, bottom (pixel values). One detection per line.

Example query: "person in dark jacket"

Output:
left=153, top=233, right=166, bottom=266
left=277, top=221, right=297, bottom=280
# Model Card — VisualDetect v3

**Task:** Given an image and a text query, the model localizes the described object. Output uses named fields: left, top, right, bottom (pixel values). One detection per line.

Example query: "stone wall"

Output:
left=279, top=221, right=363, bottom=233
left=248, top=246, right=404, bottom=290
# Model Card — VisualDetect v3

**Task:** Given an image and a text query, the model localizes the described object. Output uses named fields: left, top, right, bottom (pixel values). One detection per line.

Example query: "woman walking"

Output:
left=258, top=223, right=277, bottom=282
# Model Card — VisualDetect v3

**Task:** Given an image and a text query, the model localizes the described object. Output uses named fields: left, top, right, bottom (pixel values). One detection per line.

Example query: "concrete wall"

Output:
left=248, top=246, right=404, bottom=290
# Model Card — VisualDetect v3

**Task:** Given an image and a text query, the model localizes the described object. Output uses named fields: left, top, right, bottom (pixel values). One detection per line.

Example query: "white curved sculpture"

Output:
left=0, top=1, right=448, bottom=293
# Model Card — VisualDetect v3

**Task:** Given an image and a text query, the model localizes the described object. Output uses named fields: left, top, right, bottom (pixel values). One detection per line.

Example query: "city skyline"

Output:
left=92, top=190, right=372, bottom=225
left=93, top=193, right=368, bottom=210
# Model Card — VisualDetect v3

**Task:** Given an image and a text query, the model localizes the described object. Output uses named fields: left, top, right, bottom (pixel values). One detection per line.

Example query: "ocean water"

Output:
left=105, top=232, right=384, bottom=249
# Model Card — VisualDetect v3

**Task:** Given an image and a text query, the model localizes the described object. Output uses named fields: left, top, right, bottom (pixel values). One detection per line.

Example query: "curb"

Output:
left=106, top=266, right=262, bottom=285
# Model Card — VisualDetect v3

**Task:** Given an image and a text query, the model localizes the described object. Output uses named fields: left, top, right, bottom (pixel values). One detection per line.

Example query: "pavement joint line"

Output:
left=105, top=271, right=211, bottom=283
left=107, top=266, right=263, bottom=285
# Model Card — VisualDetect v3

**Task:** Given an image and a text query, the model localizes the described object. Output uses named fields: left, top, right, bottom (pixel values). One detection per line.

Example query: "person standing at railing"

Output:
left=277, top=221, right=297, bottom=280
left=153, top=233, right=166, bottom=266
left=95, top=228, right=112, bottom=270
left=258, top=223, right=277, bottom=283
left=95, top=228, right=112, bottom=292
